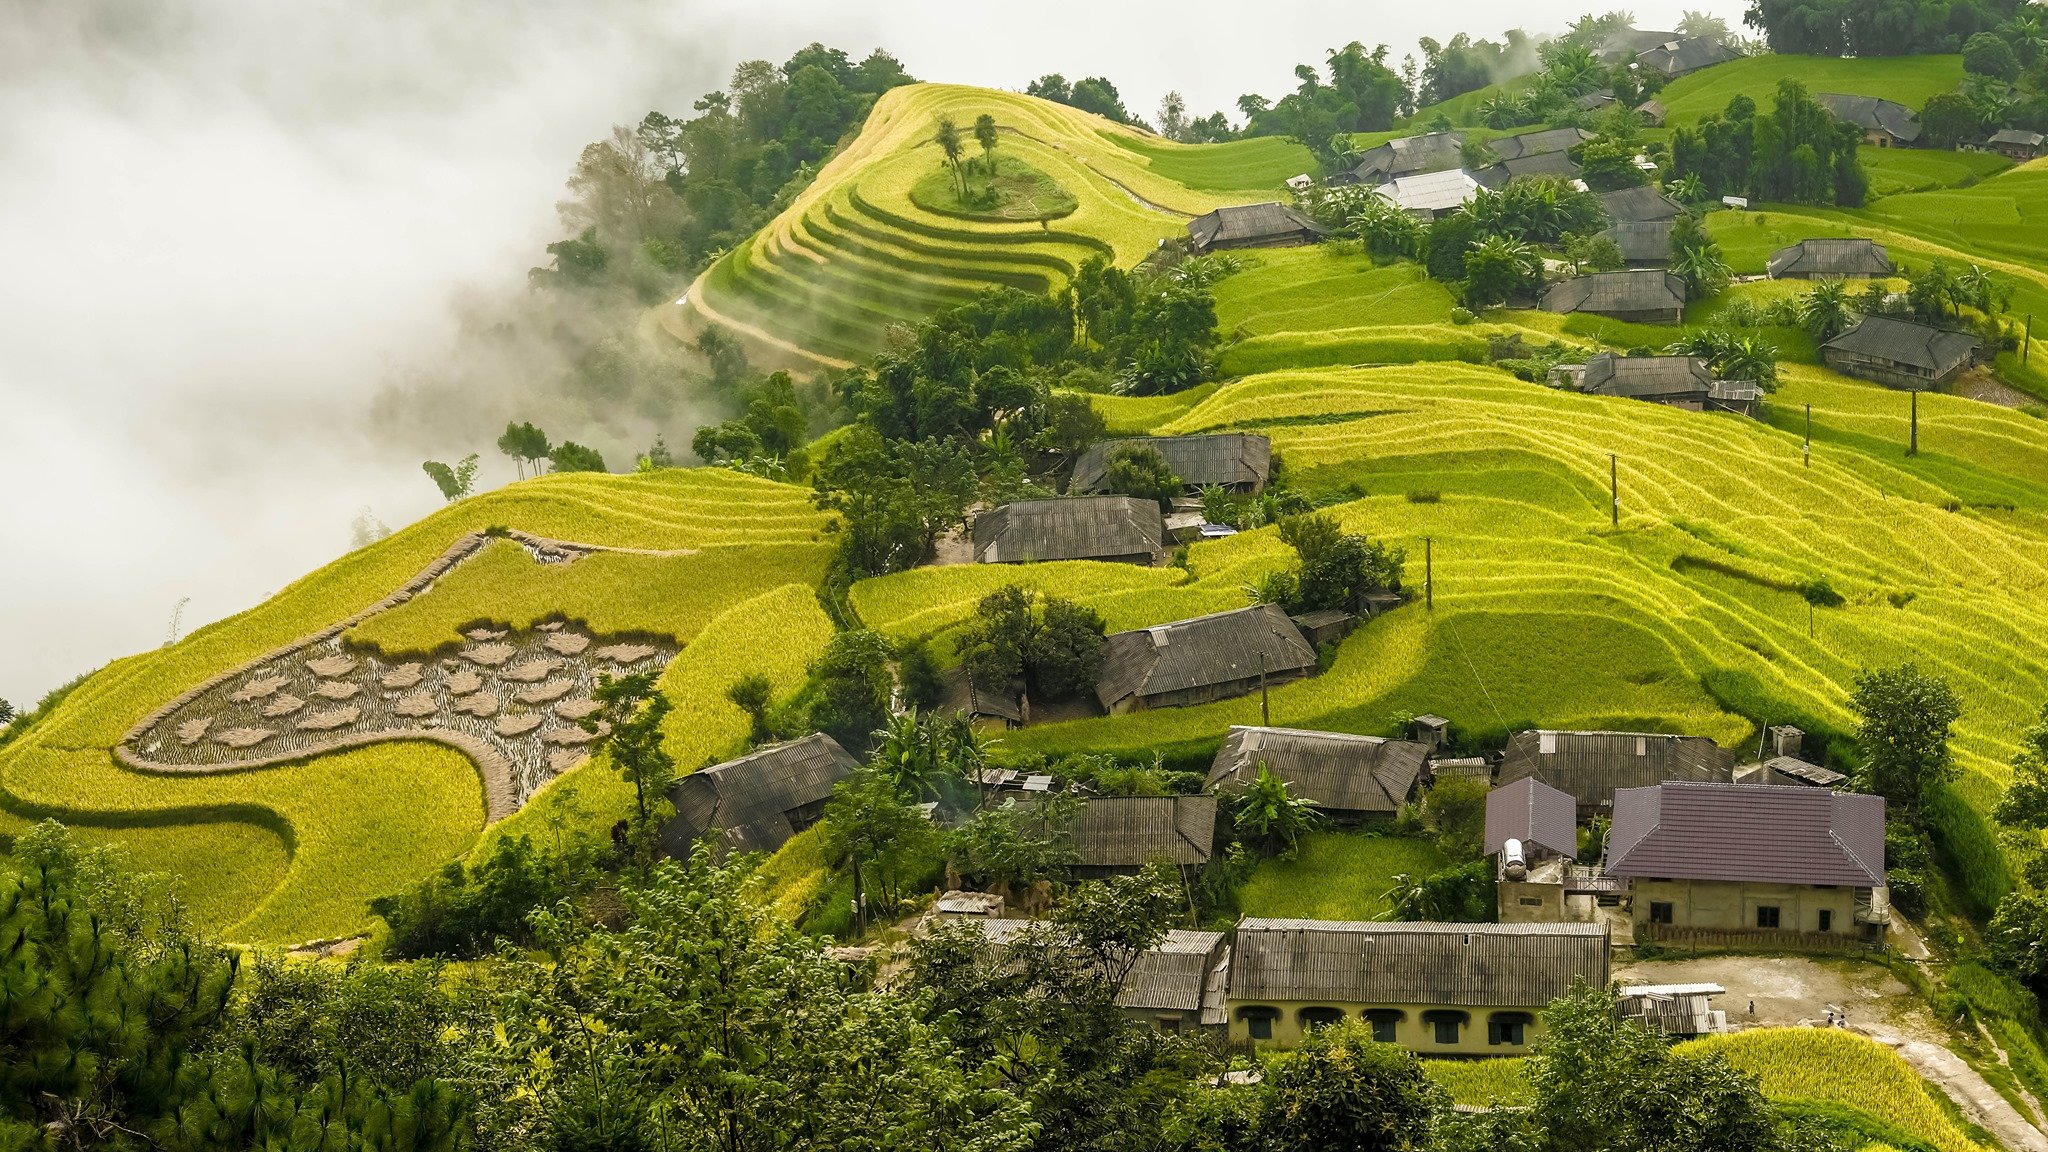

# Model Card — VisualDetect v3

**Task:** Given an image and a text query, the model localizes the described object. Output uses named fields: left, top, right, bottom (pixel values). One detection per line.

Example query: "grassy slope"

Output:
left=855, top=363, right=2048, bottom=801
left=678, top=83, right=1275, bottom=366
left=1655, top=55, right=1965, bottom=127
left=0, top=470, right=836, bottom=944
left=1426, top=1030, right=1990, bottom=1152
left=1237, top=832, right=1449, bottom=921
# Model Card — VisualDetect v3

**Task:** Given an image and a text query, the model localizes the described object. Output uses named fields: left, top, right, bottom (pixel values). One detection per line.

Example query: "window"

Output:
left=1239, top=1007, right=1278, bottom=1041
left=1299, top=1007, right=1344, bottom=1032
left=1756, top=905, right=1781, bottom=929
left=1157, top=1017, right=1180, bottom=1033
left=1649, top=901, right=1674, bottom=925
left=1818, top=909, right=1833, bottom=933
left=1519, top=896, right=1544, bottom=907
left=1423, top=1010, right=1468, bottom=1045
left=1364, top=1009, right=1405, bottom=1043
left=1488, top=1013, right=1533, bottom=1046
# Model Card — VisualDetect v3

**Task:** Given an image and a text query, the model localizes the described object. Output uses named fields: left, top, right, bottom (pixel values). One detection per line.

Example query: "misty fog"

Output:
left=0, top=0, right=1745, bottom=709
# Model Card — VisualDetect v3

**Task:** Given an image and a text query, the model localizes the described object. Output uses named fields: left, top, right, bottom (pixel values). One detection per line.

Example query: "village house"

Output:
left=1541, top=269, right=1689, bottom=324
left=1766, top=238, right=1893, bottom=280
left=1070, top=433, right=1272, bottom=495
left=1489, top=127, right=1597, bottom=163
left=1474, top=151, right=1584, bottom=189
left=1597, top=184, right=1686, bottom=223
left=1063, top=793, right=1218, bottom=879
left=973, top=495, right=1165, bottom=565
left=1227, top=919, right=1611, bottom=1052
left=657, top=733, right=858, bottom=857
left=1986, top=128, right=2048, bottom=161
left=1821, top=314, right=1981, bottom=389
left=1818, top=93, right=1921, bottom=147
left=1374, top=169, right=1484, bottom=219
left=1336, top=130, right=1466, bottom=186
left=945, top=918, right=1230, bottom=1031
left=935, top=666, right=1027, bottom=730
left=1636, top=99, right=1669, bottom=128
left=1599, top=219, right=1675, bottom=267
left=1486, top=776, right=1582, bottom=924
left=1551, top=351, right=1758, bottom=415
left=1206, top=725, right=1431, bottom=822
left=1095, top=604, right=1319, bottom=713
left=1635, top=35, right=1739, bottom=79
left=1185, top=202, right=1326, bottom=254
left=1597, top=26, right=1685, bottom=60
left=1497, top=729, right=1735, bottom=815
left=1604, top=781, right=1889, bottom=942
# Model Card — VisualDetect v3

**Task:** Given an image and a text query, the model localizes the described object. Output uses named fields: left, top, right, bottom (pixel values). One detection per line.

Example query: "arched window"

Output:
left=1421, top=1009, right=1470, bottom=1045
left=1237, top=1005, right=1280, bottom=1041
left=1363, top=1008, right=1406, bottom=1043
left=1488, top=1011, right=1535, bottom=1046
left=1298, top=1006, right=1345, bottom=1032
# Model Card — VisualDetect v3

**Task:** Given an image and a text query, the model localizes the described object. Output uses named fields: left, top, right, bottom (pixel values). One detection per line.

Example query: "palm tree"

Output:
left=933, top=116, right=966, bottom=196
left=973, top=114, right=999, bottom=176
left=1799, top=277, right=1854, bottom=341
left=1382, top=873, right=1433, bottom=921
left=1671, top=241, right=1731, bottom=299
left=1230, top=763, right=1323, bottom=854
left=871, top=710, right=945, bottom=800
left=1718, top=332, right=1781, bottom=390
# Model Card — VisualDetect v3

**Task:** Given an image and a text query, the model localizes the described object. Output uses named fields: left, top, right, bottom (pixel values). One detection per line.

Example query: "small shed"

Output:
left=1818, top=93, right=1921, bottom=147
left=936, top=666, right=1027, bottom=729
left=658, top=734, right=858, bottom=857
left=1768, top=725, right=1806, bottom=759
left=1430, top=756, right=1492, bottom=783
left=1207, top=725, right=1431, bottom=821
left=972, top=495, right=1165, bottom=565
left=1619, top=983, right=1728, bottom=1035
left=1577, top=90, right=1618, bottom=113
left=1766, top=238, right=1893, bottom=280
left=1988, top=128, right=2048, bottom=161
left=1597, top=185, right=1686, bottom=223
left=1187, top=203, right=1327, bottom=253
left=1410, top=715, right=1451, bottom=749
left=1096, top=604, right=1319, bottom=713
left=1636, top=99, right=1669, bottom=127
left=1561, top=351, right=1719, bottom=409
left=1821, top=314, right=1980, bottom=389
left=933, top=890, right=1006, bottom=918
left=1599, top=219, right=1676, bottom=267
left=1761, top=755, right=1849, bottom=788
left=1070, top=433, right=1272, bottom=494
left=1289, top=608, right=1356, bottom=649
left=1541, top=270, right=1688, bottom=325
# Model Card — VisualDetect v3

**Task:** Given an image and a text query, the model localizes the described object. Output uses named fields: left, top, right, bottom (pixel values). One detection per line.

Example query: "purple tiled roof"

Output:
left=1485, top=776, right=1579, bottom=859
left=1605, top=782, right=1884, bottom=886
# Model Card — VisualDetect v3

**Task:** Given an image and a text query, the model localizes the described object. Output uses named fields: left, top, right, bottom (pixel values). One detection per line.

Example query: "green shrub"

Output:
left=1925, top=783, right=2012, bottom=920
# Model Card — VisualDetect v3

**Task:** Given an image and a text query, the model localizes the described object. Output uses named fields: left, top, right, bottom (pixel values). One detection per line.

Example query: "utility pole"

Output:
left=1803, top=404, right=1812, bottom=469
left=1609, top=453, right=1619, bottom=527
left=1425, top=537, right=1434, bottom=610
left=1909, top=390, right=1919, bottom=457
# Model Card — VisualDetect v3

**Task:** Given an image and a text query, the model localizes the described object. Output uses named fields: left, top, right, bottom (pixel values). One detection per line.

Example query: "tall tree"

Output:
left=974, top=113, right=1000, bottom=174
left=934, top=115, right=967, bottom=195
left=1262, top=1021, right=1444, bottom=1152
left=587, top=670, right=676, bottom=867
left=421, top=453, right=479, bottom=502
left=1850, top=663, right=1963, bottom=815
left=497, top=422, right=552, bottom=479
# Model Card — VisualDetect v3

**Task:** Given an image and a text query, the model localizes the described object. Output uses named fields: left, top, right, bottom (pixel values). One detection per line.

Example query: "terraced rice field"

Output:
left=907, top=363, right=2048, bottom=800
left=1680, top=1029, right=1994, bottom=1152
left=0, top=469, right=837, bottom=944
left=1654, top=55, right=1965, bottom=128
left=673, top=84, right=1272, bottom=366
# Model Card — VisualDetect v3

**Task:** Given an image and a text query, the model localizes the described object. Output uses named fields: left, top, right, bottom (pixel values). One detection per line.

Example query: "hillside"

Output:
left=669, top=83, right=1299, bottom=367
left=1654, top=54, right=1965, bottom=127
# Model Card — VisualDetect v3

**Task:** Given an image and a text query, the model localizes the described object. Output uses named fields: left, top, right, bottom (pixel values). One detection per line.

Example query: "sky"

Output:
left=0, top=0, right=1748, bottom=710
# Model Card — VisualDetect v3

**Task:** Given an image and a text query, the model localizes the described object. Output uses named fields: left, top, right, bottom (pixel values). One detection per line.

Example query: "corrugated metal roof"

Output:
left=1350, top=131, right=1466, bottom=183
left=1600, top=219, right=1674, bottom=262
left=1637, top=36, right=1737, bottom=77
left=1374, top=169, right=1482, bottom=213
left=1096, top=605, right=1318, bottom=710
left=1823, top=315, right=1979, bottom=375
left=1061, top=794, right=1218, bottom=866
left=1597, top=185, right=1685, bottom=223
left=1485, top=776, right=1579, bottom=858
left=1475, top=151, right=1583, bottom=190
left=1819, top=93, right=1921, bottom=142
left=1207, top=725, right=1430, bottom=815
left=1576, top=352, right=1714, bottom=399
left=956, top=919, right=1225, bottom=1013
left=1187, top=202, right=1325, bottom=249
left=1490, top=127, right=1597, bottom=163
left=1230, top=919, right=1610, bottom=1006
left=1991, top=129, right=2047, bottom=146
left=1071, top=434, right=1271, bottom=493
left=1605, top=782, right=1884, bottom=886
left=1541, top=269, right=1687, bottom=316
left=661, top=733, right=857, bottom=856
left=973, top=495, right=1165, bottom=563
left=1764, top=755, right=1848, bottom=787
left=1498, top=730, right=1734, bottom=809
left=1767, top=238, right=1892, bottom=278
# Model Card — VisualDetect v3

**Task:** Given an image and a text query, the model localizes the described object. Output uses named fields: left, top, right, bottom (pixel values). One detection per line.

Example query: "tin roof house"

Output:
left=1206, top=726, right=1431, bottom=821
left=1339, top=131, right=1468, bottom=186
left=1766, top=238, right=1893, bottom=280
left=1096, top=605, right=1318, bottom=713
left=658, top=734, right=858, bottom=857
left=1497, top=729, right=1734, bottom=815
left=1186, top=203, right=1327, bottom=253
left=973, top=496, right=1165, bottom=565
left=1818, top=94, right=1921, bottom=147
left=1541, top=270, right=1689, bottom=324
left=1821, top=315, right=1980, bottom=390
left=1070, top=434, right=1271, bottom=494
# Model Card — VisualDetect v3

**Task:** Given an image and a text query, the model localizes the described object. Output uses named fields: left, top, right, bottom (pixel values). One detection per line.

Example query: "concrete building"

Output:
left=1227, top=919, right=1610, bottom=1052
left=1487, top=777, right=1581, bottom=924
left=1604, top=781, right=1889, bottom=942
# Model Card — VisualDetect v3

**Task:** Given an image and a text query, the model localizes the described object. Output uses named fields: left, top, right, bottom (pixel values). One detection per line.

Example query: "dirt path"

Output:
left=1619, top=956, right=2048, bottom=1151
left=668, top=277, right=853, bottom=371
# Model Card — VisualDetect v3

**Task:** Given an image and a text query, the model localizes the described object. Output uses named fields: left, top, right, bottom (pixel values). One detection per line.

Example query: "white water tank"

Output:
left=1502, top=837, right=1527, bottom=880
